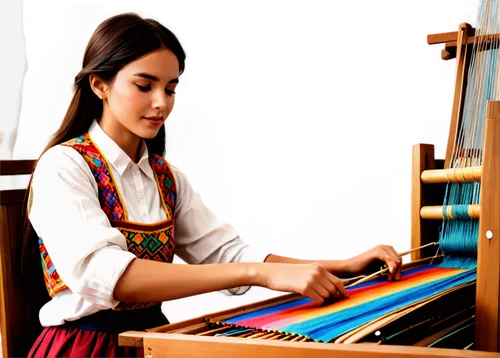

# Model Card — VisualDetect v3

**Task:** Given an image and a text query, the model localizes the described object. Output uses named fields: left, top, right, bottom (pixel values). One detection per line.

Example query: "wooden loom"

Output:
left=113, top=22, right=500, bottom=358
left=0, top=23, right=499, bottom=358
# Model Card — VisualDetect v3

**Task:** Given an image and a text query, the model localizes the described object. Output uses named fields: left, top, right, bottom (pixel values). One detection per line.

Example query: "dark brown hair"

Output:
left=21, top=13, right=186, bottom=312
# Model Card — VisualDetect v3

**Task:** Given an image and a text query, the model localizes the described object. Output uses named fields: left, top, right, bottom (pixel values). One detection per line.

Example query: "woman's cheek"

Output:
left=126, top=95, right=149, bottom=115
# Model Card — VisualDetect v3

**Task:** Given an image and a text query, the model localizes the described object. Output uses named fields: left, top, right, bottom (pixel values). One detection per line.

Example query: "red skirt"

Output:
left=29, top=305, right=168, bottom=357
left=29, top=325, right=144, bottom=357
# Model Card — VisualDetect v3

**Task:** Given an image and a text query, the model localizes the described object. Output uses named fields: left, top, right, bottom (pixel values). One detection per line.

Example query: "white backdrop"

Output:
left=0, top=0, right=472, bottom=321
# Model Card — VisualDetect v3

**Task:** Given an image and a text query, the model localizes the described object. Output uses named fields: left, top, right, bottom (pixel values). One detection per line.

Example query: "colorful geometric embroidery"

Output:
left=39, top=237, right=68, bottom=297
left=37, top=133, right=178, bottom=305
left=149, top=154, right=177, bottom=220
left=114, top=225, right=176, bottom=311
left=122, top=226, right=175, bottom=262
left=63, top=134, right=126, bottom=221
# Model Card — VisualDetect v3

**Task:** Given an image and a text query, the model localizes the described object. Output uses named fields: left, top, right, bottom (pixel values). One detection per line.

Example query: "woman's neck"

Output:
left=98, top=116, right=142, bottom=163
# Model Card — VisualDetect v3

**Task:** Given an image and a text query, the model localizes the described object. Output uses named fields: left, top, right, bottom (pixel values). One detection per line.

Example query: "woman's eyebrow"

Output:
left=133, top=72, right=179, bottom=84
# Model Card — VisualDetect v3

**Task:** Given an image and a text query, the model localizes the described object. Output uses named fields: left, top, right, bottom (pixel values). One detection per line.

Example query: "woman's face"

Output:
left=100, top=48, right=180, bottom=141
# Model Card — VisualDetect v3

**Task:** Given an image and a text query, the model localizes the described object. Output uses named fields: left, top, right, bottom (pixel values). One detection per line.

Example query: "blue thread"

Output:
left=439, top=181, right=479, bottom=268
left=451, top=205, right=469, bottom=219
left=284, top=270, right=476, bottom=342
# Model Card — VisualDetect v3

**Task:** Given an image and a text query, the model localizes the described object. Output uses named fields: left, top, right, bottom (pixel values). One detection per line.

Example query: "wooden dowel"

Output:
left=420, top=204, right=480, bottom=220
left=420, top=166, right=481, bottom=184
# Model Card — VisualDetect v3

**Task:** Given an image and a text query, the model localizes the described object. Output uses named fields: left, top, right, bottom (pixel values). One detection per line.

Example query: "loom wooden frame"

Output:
left=115, top=22, right=500, bottom=358
left=0, top=22, right=498, bottom=358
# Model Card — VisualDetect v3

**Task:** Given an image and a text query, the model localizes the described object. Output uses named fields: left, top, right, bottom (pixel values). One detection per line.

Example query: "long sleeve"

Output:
left=30, top=121, right=270, bottom=327
left=171, top=167, right=269, bottom=294
left=29, top=146, right=136, bottom=309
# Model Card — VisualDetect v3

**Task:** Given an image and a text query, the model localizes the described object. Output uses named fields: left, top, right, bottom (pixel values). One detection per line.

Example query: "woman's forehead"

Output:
left=121, top=49, right=180, bottom=81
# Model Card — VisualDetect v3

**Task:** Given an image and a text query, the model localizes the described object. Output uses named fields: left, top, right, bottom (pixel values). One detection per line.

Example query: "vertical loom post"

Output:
left=475, top=100, right=500, bottom=352
left=444, top=23, right=473, bottom=169
left=411, top=144, right=445, bottom=261
left=411, top=144, right=434, bottom=261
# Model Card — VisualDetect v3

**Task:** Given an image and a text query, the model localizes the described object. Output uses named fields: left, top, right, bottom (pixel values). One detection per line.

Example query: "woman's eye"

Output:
left=136, top=85, right=151, bottom=92
left=136, top=84, right=177, bottom=96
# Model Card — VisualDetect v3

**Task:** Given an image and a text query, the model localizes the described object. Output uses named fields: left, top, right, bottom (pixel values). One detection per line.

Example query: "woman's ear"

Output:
left=89, top=74, right=108, bottom=100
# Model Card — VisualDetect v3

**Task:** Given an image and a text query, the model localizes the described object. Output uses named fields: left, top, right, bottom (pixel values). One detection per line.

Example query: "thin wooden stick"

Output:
left=341, top=274, right=368, bottom=283
left=399, top=242, right=439, bottom=256
left=346, top=267, right=390, bottom=288
left=269, top=334, right=285, bottom=340
left=195, top=326, right=230, bottom=336
left=347, top=243, right=439, bottom=288
left=380, top=242, right=439, bottom=270
left=257, top=332, right=276, bottom=340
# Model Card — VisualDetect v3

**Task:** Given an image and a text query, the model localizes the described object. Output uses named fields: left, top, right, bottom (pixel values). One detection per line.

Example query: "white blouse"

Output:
left=29, top=120, right=268, bottom=327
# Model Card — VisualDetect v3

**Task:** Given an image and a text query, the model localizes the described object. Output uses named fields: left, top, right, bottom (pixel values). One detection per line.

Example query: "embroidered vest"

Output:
left=38, top=133, right=177, bottom=310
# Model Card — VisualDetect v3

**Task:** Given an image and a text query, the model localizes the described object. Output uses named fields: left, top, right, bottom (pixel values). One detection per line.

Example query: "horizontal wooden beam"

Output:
left=0, top=160, right=36, bottom=176
left=421, top=166, right=481, bottom=184
left=421, top=204, right=480, bottom=220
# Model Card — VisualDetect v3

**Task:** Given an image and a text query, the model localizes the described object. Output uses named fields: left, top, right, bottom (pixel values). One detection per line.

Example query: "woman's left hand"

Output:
left=345, top=245, right=402, bottom=281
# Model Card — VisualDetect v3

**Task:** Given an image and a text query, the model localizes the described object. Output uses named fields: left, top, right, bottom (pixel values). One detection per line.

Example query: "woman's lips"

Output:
left=143, top=116, right=164, bottom=124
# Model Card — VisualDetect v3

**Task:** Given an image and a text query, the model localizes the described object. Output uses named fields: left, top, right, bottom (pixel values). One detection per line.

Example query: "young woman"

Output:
left=23, top=13, right=402, bottom=357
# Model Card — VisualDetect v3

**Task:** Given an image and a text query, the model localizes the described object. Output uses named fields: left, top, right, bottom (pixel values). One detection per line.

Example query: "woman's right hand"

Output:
left=255, top=263, right=349, bottom=305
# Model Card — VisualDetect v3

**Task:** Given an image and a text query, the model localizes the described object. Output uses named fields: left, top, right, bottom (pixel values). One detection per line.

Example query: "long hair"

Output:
left=21, top=13, right=186, bottom=312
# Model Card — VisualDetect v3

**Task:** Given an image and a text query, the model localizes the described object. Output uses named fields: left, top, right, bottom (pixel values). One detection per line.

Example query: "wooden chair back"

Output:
left=0, top=160, right=42, bottom=358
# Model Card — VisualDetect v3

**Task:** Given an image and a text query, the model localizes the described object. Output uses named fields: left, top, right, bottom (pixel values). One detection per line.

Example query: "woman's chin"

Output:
left=134, top=128, right=160, bottom=140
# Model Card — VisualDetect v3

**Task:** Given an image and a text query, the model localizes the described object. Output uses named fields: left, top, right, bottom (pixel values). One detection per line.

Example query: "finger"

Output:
left=390, top=255, right=402, bottom=281
left=395, top=265, right=402, bottom=281
left=375, top=246, right=399, bottom=281
left=325, top=272, right=349, bottom=297
left=314, top=283, right=332, bottom=300
left=381, top=245, right=402, bottom=280
left=394, top=257, right=403, bottom=281
left=385, top=256, right=397, bottom=281
left=319, top=276, right=341, bottom=297
left=314, top=265, right=345, bottom=298
left=304, top=288, right=326, bottom=305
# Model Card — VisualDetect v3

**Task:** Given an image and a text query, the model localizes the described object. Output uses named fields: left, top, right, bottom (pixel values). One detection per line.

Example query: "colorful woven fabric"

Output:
left=216, top=266, right=476, bottom=343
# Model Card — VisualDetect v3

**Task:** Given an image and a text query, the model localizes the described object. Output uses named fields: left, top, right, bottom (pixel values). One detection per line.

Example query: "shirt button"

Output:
left=130, top=164, right=138, bottom=171
left=139, top=193, right=145, bottom=199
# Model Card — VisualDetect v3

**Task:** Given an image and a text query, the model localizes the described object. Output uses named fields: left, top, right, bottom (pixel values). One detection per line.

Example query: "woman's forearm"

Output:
left=115, top=255, right=349, bottom=304
left=113, top=258, right=263, bottom=303
left=264, top=254, right=351, bottom=277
